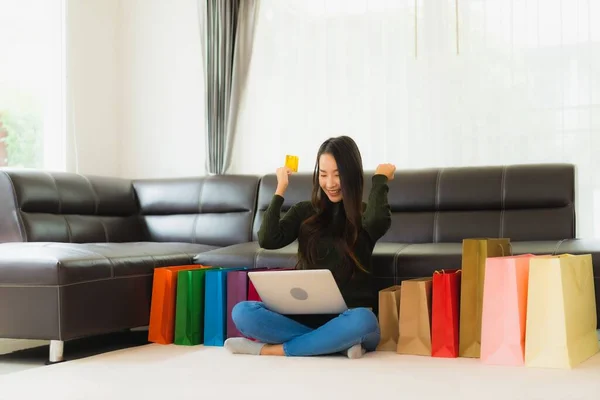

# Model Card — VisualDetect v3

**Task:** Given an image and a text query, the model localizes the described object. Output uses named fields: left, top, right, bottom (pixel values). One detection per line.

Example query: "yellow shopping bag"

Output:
left=525, top=254, right=599, bottom=369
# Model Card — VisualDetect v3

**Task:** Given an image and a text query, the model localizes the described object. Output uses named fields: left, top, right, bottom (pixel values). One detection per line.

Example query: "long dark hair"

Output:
left=297, top=136, right=366, bottom=273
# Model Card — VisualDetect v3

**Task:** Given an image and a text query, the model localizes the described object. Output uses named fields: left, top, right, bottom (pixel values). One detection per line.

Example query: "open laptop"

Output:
left=247, top=269, right=348, bottom=315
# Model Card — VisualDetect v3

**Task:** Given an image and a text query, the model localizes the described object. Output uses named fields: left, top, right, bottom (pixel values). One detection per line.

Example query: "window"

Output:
left=0, top=0, right=65, bottom=170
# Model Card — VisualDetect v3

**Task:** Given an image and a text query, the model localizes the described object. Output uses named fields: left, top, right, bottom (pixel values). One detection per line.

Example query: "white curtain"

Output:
left=232, top=0, right=600, bottom=239
left=199, top=0, right=259, bottom=175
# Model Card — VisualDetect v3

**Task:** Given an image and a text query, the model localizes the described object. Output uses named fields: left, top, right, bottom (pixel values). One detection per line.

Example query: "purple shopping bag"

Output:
left=226, top=270, right=248, bottom=338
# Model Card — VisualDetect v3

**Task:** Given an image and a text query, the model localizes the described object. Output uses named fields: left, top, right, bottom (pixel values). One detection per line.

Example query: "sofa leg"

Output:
left=48, top=340, right=65, bottom=364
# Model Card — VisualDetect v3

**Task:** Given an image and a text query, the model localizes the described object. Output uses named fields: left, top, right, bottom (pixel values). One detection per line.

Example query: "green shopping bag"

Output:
left=174, top=267, right=218, bottom=346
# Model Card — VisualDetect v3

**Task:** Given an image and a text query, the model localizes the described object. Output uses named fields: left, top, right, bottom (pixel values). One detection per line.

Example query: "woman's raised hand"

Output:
left=375, top=163, right=396, bottom=180
left=275, top=166, right=293, bottom=196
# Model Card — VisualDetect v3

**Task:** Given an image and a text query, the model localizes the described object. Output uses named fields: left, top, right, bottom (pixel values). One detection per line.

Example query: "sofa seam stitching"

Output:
left=82, top=175, right=109, bottom=242
left=46, top=172, right=73, bottom=242
left=392, top=244, right=410, bottom=284
left=81, top=175, right=100, bottom=216
left=45, top=172, right=62, bottom=214
left=553, top=238, right=567, bottom=255
left=56, top=285, right=62, bottom=341
left=249, top=177, right=260, bottom=241
left=254, top=247, right=264, bottom=269
left=434, top=169, right=442, bottom=243
left=191, top=179, right=206, bottom=244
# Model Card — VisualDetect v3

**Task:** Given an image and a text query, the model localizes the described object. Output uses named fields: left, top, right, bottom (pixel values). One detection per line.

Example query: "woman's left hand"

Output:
left=375, top=163, right=396, bottom=180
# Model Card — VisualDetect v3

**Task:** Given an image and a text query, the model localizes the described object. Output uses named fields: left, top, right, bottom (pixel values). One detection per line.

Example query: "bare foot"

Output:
left=260, top=344, right=285, bottom=356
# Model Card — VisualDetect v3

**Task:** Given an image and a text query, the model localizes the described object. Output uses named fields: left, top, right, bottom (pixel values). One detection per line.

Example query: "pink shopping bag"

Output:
left=480, top=254, right=536, bottom=366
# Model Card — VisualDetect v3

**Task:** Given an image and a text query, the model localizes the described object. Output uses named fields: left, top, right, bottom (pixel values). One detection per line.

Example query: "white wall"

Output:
left=232, top=0, right=600, bottom=239
left=119, top=0, right=206, bottom=179
left=66, top=0, right=122, bottom=177
left=66, top=0, right=206, bottom=179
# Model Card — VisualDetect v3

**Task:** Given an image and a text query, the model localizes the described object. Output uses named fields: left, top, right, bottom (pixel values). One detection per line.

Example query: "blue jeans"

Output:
left=231, top=301, right=381, bottom=357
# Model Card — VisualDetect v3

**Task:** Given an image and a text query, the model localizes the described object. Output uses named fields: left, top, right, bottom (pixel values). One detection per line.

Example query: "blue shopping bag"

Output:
left=204, top=267, right=248, bottom=347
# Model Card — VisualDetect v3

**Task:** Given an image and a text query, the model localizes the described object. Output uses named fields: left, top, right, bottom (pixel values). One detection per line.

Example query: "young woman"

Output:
left=224, top=136, right=395, bottom=359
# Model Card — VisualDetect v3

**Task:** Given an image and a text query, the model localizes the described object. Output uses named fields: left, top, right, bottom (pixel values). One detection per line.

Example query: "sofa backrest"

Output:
left=253, top=163, right=575, bottom=243
left=133, top=175, right=260, bottom=247
left=0, top=163, right=574, bottom=246
left=0, top=170, right=145, bottom=243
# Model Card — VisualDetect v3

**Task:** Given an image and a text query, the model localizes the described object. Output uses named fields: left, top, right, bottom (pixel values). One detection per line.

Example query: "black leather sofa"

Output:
left=0, top=163, right=598, bottom=362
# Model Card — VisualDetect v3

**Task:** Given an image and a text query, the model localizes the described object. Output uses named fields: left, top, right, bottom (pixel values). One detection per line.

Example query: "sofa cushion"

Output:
left=394, top=240, right=566, bottom=279
left=255, top=242, right=299, bottom=269
left=193, top=242, right=262, bottom=268
left=0, top=170, right=146, bottom=243
left=226, top=240, right=566, bottom=285
left=252, top=241, right=410, bottom=277
left=134, top=175, right=260, bottom=247
left=0, top=242, right=216, bottom=285
left=195, top=241, right=410, bottom=273
left=253, top=164, right=576, bottom=244
left=394, top=243, right=463, bottom=278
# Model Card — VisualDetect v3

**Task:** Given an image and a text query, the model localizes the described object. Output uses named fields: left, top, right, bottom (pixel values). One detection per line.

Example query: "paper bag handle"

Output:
left=433, top=269, right=462, bottom=275
left=497, top=242, right=513, bottom=256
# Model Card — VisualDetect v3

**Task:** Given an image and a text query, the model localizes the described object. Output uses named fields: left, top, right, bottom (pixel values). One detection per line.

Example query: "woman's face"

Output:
left=318, top=153, right=342, bottom=203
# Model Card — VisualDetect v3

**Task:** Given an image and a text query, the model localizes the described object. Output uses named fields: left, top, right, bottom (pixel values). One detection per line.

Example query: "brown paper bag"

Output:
left=397, top=278, right=433, bottom=356
left=459, top=238, right=511, bottom=358
left=376, top=285, right=402, bottom=351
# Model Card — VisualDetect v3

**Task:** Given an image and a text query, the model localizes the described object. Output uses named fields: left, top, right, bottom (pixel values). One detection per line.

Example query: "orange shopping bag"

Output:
left=148, top=264, right=210, bottom=344
left=480, top=254, right=534, bottom=366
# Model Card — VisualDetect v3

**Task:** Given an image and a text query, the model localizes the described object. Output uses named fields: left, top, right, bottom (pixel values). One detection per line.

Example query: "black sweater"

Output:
left=257, top=174, right=392, bottom=327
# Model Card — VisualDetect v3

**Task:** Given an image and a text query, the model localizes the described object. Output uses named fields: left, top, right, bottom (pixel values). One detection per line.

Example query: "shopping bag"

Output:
left=397, top=278, right=433, bottom=356
left=174, top=267, right=218, bottom=346
left=204, top=267, right=248, bottom=347
left=480, top=254, right=534, bottom=365
left=376, top=285, right=402, bottom=351
left=247, top=279, right=262, bottom=302
left=226, top=270, right=249, bottom=339
left=525, top=254, right=599, bottom=368
left=148, top=264, right=208, bottom=344
left=431, top=269, right=461, bottom=358
left=459, top=238, right=511, bottom=358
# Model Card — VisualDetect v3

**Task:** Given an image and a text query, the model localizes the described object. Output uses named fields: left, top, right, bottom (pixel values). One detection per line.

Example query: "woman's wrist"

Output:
left=275, top=186, right=287, bottom=197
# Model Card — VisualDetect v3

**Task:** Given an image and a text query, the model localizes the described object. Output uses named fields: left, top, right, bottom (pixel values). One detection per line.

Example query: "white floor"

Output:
left=0, top=343, right=599, bottom=400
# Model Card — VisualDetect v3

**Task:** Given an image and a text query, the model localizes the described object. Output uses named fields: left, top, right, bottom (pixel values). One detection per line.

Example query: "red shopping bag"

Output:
left=431, top=269, right=462, bottom=358
left=247, top=275, right=262, bottom=301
